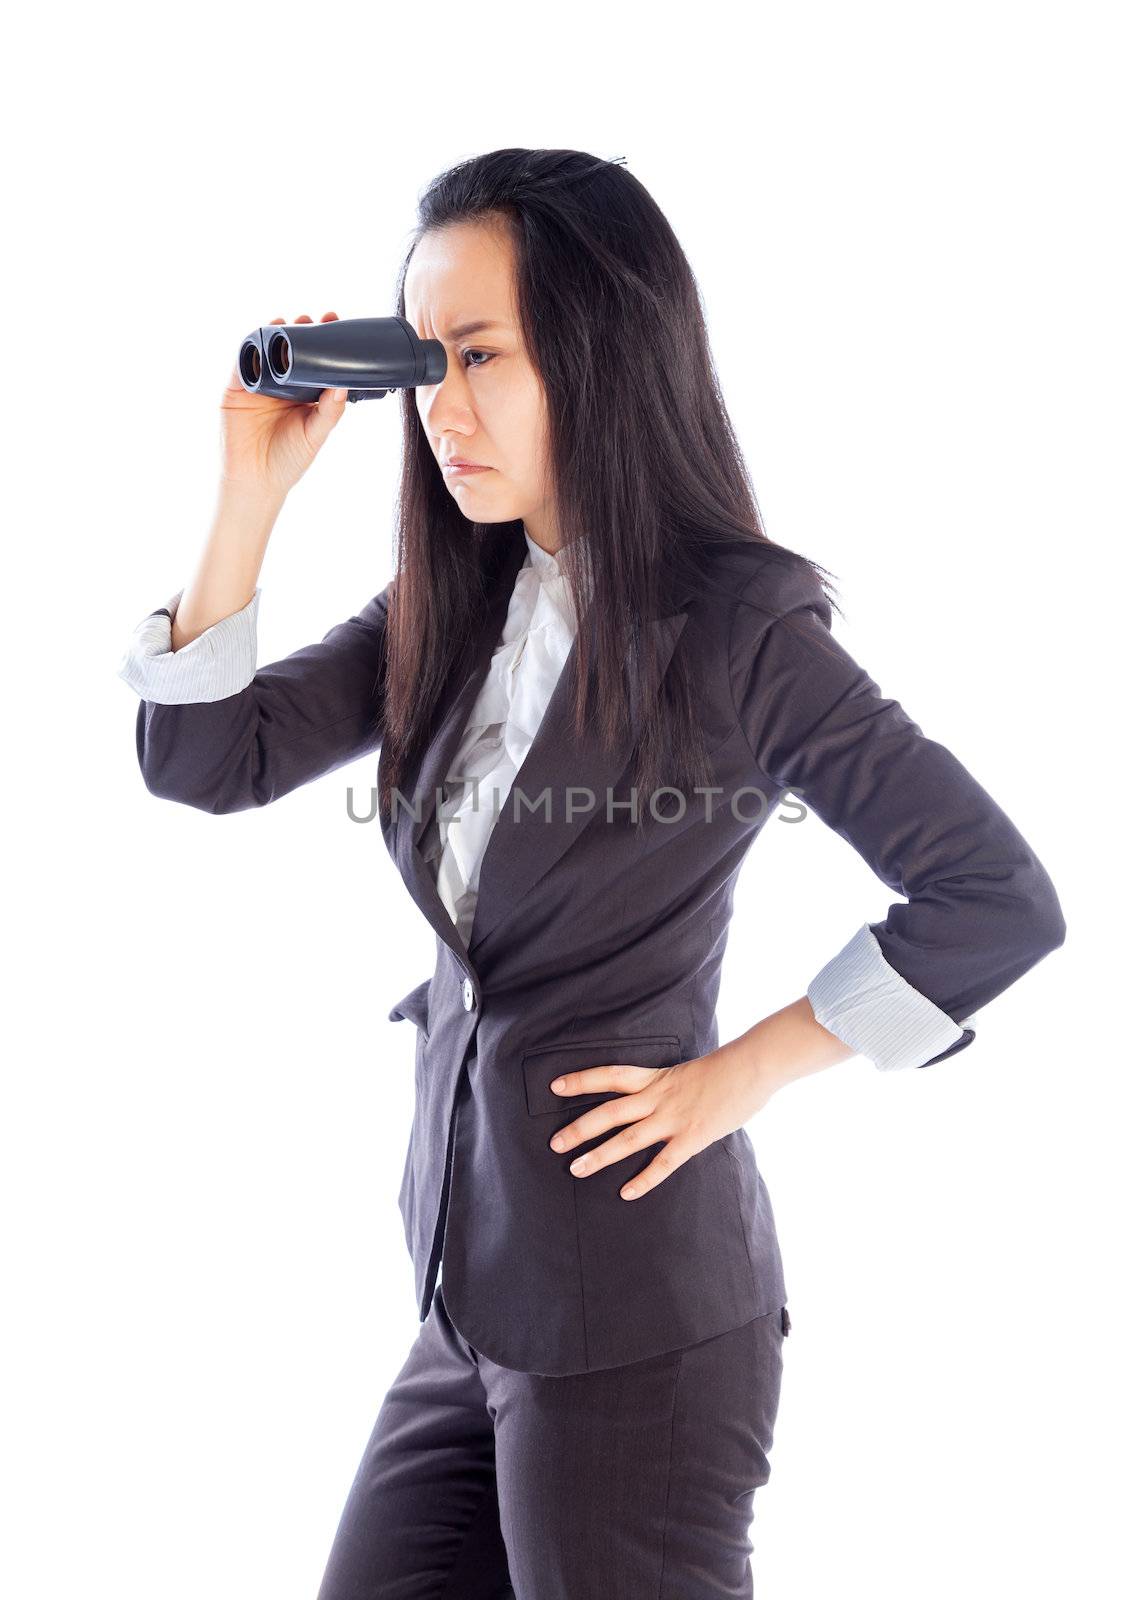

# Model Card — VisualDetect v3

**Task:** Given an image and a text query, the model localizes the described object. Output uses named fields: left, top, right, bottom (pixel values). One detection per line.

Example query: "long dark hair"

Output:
left=376, top=147, right=837, bottom=815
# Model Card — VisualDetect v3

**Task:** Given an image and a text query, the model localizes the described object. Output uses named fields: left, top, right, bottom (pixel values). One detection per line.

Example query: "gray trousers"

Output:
left=315, top=1278, right=790, bottom=1599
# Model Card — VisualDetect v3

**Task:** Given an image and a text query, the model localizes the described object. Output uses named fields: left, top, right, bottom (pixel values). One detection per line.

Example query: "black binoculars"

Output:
left=237, top=316, right=446, bottom=404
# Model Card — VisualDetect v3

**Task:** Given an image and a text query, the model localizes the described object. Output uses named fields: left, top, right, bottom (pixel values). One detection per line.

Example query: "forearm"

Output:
left=726, top=996, right=855, bottom=1097
left=170, top=480, right=286, bottom=650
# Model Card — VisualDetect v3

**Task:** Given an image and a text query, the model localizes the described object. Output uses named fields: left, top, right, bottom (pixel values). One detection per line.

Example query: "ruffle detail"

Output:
left=425, top=530, right=582, bottom=944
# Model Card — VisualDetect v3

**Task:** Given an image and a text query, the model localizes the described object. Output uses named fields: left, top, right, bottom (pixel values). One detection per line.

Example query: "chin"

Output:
left=462, top=493, right=517, bottom=521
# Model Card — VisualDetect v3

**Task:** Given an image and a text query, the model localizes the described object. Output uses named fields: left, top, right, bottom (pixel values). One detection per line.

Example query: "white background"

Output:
left=4, top=3, right=1141, bottom=1596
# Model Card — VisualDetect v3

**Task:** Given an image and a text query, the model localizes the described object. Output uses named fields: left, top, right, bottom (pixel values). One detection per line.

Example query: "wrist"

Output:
left=216, top=477, right=287, bottom=517
left=719, top=1030, right=797, bottom=1108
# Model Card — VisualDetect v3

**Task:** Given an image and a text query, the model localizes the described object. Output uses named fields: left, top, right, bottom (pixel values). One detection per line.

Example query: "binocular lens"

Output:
left=239, top=340, right=261, bottom=385
left=267, top=333, right=292, bottom=379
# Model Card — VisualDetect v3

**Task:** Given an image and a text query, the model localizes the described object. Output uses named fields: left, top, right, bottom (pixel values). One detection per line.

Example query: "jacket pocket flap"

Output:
left=522, top=1034, right=681, bottom=1117
left=387, top=977, right=431, bottom=1036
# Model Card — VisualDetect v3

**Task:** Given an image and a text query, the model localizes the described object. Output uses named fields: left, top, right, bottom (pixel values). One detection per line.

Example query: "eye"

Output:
left=461, top=349, right=495, bottom=369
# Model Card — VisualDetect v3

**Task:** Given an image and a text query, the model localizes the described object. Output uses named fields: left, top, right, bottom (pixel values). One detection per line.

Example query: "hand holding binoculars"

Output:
left=237, top=315, right=446, bottom=405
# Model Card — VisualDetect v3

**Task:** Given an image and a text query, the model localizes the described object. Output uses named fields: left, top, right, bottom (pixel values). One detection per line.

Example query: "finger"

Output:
left=294, top=313, right=313, bottom=323
left=567, top=1120, right=667, bottom=1177
left=320, top=310, right=339, bottom=321
left=301, top=385, right=347, bottom=449
left=549, top=1063, right=659, bottom=1097
left=549, top=1093, right=655, bottom=1153
left=618, top=1143, right=693, bottom=1200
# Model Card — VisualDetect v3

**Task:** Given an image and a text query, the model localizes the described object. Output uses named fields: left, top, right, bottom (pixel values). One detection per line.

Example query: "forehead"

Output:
left=404, top=220, right=518, bottom=338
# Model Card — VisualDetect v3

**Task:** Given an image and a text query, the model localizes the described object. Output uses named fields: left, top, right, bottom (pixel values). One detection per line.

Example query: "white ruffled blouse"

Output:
left=420, top=528, right=582, bottom=949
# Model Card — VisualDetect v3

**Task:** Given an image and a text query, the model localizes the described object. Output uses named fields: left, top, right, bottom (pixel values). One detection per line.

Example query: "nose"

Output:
left=422, top=349, right=477, bottom=439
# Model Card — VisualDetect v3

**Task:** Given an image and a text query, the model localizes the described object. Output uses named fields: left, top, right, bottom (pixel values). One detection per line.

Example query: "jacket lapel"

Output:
left=464, top=602, right=690, bottom=957
left=386, top=525, right=690, bottom=968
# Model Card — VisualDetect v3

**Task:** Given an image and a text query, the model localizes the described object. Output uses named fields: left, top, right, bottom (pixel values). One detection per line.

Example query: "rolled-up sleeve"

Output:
left=729, top=557, right=1066, bottom=1071
left=117, top=580, right=393, bottom=813
left=117, top=588, right=260, bottom=704
left=806, top=922, right=981, bottom=1069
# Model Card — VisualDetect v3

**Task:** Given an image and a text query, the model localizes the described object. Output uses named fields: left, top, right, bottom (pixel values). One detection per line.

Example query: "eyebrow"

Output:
left=444, top=319, right=510, bottom=341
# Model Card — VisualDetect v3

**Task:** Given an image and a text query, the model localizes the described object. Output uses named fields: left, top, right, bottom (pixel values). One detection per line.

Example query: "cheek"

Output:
left=498, top=377, right=548, bottom=485
left=476, top=383, right=542, bottom=482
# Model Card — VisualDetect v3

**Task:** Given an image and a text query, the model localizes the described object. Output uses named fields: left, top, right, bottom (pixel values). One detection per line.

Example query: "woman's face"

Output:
left=405, top=218, right=558, bottom=550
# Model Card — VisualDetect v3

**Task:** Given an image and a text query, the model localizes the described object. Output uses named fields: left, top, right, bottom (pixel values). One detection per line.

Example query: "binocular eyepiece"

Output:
left=237, top=315, right=446, bottom=404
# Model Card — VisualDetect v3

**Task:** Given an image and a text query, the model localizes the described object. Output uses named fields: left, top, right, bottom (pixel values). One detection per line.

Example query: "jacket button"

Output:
left=461, top=977, right=475, bottom=1011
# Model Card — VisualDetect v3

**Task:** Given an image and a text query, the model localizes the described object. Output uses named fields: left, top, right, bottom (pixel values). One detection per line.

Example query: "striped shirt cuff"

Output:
left=807, top=922, right=978, bottom=1071
left=116, top=587, right=260, bottom=704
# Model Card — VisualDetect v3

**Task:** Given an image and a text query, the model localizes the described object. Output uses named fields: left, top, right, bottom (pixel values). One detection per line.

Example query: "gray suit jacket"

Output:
left=131, top=526, right=1065, bottom=1374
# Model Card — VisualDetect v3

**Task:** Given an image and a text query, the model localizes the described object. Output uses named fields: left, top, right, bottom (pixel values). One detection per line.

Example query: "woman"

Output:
left=118, top=149, right=1066, bottom=1599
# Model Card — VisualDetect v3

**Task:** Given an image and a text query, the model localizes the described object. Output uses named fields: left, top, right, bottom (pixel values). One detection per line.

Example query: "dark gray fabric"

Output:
left=131, top=526, right=1065, bottom=1375
left=315, top=1268, right=788, bottom=1600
